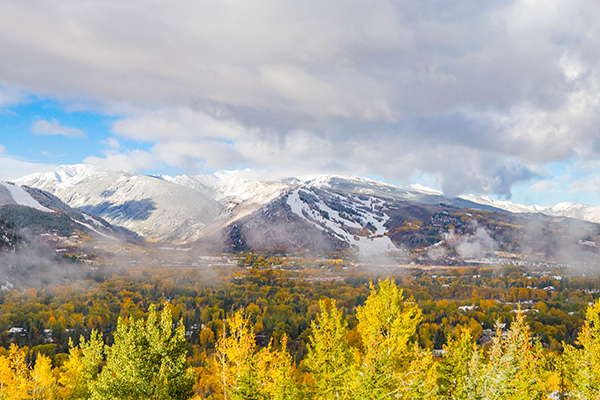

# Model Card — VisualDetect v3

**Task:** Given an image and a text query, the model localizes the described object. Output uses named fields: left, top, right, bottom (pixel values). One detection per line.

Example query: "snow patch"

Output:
left=0, top=182, right=54, bottom=213
left=286, top=188, right=396, bottom=256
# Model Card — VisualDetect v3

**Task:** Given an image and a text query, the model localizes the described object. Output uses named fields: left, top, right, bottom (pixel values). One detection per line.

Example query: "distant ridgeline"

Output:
left=14, top=166, right=600, bottom=266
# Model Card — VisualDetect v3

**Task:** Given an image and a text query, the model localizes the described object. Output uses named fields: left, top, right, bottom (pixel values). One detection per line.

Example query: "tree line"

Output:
left=2, top=279, right=600, bottom=399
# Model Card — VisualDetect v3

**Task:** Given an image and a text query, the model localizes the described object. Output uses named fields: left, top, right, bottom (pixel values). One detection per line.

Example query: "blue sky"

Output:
left=1, top=1, right=600, bottom=207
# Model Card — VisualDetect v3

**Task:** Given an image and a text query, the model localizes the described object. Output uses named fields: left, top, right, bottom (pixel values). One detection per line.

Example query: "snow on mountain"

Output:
left=171, top=172, right=291, bottom=223
left=286, top=187, right=396, bottom=256
left=460, top=194, right=600, bottom=224
left=16, top=165, right=224, bottom=243
left=14, top=164, right=600, bottom=256
left=0, top=182, right=54, bottom=212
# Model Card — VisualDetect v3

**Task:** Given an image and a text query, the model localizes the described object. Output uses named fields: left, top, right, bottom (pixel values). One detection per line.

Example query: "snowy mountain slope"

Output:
left=286, top=187, right=396, bottom=256
left=0, top=180, right=135, bottom=252
left=164, top=171, right=292, bottom=222
left=14, top=165, right=600, bottom=259
left=460, top=194, right=600, bottom=224
left=16, top=165, right=224, bottom=243
left=0, top=182, right=54, bottom=212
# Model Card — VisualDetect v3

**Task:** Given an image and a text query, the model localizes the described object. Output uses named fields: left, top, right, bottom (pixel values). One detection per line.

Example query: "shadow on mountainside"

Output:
left=80, top=199, right=157, bottom=221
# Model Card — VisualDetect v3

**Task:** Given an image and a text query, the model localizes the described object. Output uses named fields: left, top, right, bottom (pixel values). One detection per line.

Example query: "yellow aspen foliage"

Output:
left=356, top=279, right=436, bottom=399
left=59, top=330, right=103, bottom=400
left=305, top=300, right=357, bottom=400
left=0, top=355, right=15, bottom=399
left=215, top=311, right=298, bottom=400
left=562, top=299, right=600, bottom=399
left=30, top=355, right=56, bottom=400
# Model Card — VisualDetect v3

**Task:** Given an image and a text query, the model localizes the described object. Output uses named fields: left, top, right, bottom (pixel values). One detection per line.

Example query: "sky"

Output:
left=0, top=0, right=599, bottom=206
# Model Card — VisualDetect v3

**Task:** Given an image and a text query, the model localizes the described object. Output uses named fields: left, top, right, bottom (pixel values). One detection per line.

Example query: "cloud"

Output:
left=0, top=85, right=26, bottom=108
left=0, top=1, right=599, bottom=197
left=32, top=118, right=86, bottom=138
left=530, top=180, right=560, bottom=192
left=570, top=174, right=600, bottom=194
left=0, top=156, right=55, bottom=181
left=84, top=149, right=156, bottom=172
left=0, top=145, right=5, bottom=154
left=103, top=137, right=121, bottom=149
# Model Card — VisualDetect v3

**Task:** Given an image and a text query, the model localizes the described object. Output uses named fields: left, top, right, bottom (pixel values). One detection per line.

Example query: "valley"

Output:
left=3, top=165, right=600, bottom=398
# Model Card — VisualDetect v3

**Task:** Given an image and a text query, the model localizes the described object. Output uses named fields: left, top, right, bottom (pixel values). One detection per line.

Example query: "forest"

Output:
left=1, top=254, right=600, bottom=399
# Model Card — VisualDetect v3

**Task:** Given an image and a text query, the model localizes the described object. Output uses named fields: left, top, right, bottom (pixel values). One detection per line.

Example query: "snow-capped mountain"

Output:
left=0, top=182, right=55, bottom=213
left=13, top=165, right=600, bottom=261
left=16, top=165, right=223, bottom=243
left=460, top=194, right=600, bottom=224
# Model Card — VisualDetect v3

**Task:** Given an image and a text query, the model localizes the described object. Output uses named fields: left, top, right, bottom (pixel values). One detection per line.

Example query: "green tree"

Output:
left=437, top=327, right=481, bottom=400
left=91, top=304, right=195, bottom=400
left=305, top=300, right=357, bottom=400
left=480, top=312, right=550, bottom=400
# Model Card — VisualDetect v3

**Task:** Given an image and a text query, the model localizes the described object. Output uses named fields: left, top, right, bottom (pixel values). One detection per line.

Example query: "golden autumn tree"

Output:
left=304, top=300, right=357, bottom=400
left=215, top=311, right=298, bottom=400
left=59, top=330, right=104, bottom=400
left=355, top=279, right=437, bottom=399
left=562, top=299, right=600, bottom=399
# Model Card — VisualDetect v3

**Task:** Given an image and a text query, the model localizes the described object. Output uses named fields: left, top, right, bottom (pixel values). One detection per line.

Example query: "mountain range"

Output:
left=12, top=164, right=600, bottom=264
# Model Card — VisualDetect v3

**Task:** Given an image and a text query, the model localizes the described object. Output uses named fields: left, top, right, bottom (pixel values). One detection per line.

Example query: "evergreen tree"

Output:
left=437, top=327, right=481, bottom=400
left=91, top=304, right=195, bottom=400
left=481, top=312, right=550, bottom=400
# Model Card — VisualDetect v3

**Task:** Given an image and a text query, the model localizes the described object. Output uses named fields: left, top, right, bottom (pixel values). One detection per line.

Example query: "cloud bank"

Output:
left=1, top=0, right=599, bottom=197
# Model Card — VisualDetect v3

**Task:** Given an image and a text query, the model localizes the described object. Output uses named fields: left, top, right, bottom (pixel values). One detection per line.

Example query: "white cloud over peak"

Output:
left=84, top=149, right=156, bottom=172
left=530, top=180, right=560, bottom=193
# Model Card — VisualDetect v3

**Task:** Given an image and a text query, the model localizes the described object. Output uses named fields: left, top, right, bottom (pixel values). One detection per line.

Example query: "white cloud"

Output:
left=570, top=174, right=600, bottom=194
left=32, top=118, right=86, bottom=138
left=529, top=180, right=560, bottom=192
left=0, top=156, right=55, bottom=181
left=0, top=145, right=5, bottom=154
left=103, top=137, right=121, bottom=149
left=0, top=85, right=25, bottom=108
left=112, top=108, right=248, bottom=141
left=84, top=149, right=156, bottom=172
left=0, top=1, right=599, bottom=197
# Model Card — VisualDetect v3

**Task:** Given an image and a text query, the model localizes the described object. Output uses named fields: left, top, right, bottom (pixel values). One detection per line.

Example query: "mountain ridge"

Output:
left=14, top=164, right=600, bottom=262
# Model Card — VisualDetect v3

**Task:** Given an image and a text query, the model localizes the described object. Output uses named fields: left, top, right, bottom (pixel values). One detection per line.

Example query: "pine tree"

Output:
left=437, top=327, right=481, bottom=400
left=91, top=304, right=195, bottom=400
left=481, top=312, right=550, bottom=400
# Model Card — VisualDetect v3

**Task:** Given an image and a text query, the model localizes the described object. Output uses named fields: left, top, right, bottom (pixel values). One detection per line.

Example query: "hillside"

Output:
left=14, top=165, right=600, bottom=266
